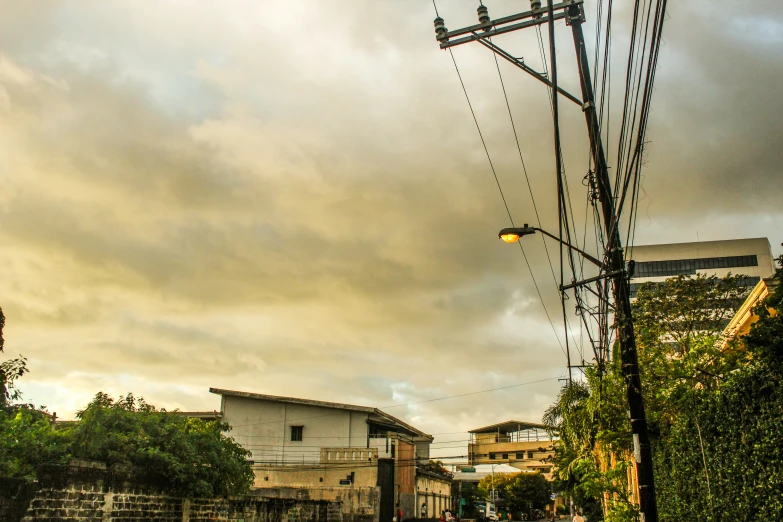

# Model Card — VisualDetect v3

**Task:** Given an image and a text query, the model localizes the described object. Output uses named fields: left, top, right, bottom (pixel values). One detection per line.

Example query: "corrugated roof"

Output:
left=469, top=420, right=547, bottom=434
left=209, top=387, right=432, bottom=440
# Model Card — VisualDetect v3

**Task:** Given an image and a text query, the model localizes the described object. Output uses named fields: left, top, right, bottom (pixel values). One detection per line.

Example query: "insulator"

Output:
left=434, top=17, right=448, bottom=41
left=530, top=0, right=543, bottom=19
left=477, top=5, right=490, bottom=26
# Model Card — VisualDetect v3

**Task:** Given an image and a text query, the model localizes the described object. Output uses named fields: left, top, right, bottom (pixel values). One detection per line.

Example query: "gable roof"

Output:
left=210, top=387, right=432, bottom=440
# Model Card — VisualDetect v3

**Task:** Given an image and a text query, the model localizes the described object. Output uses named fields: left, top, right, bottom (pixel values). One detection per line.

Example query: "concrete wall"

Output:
left=253, top=486, right=379, bottom=522
left=253, top=464, right=379, bottom=489
left=415, top=475, right=451, bottom=519
left=222, top=396, right=371, bottom=463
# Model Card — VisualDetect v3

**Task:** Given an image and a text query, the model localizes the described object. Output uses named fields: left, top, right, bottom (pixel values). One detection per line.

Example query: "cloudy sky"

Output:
left=1, top=0, right=780, bottom=458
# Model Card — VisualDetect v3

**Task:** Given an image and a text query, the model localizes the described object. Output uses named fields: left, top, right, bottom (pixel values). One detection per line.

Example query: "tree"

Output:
left=543, top=274, right=757, bottom=521
left=504, top=473, right=551, bottom=514
left=0, top=308, right=71, bottom=478
left=0, top=406, right=71, bottom=478
left=70, top=392, right=254, bottom=497
left=477, top=472, right=551, bottom=516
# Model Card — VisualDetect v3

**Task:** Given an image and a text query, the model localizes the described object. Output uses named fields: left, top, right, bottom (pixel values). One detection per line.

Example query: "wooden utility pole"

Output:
left=434, top=2, right=658, bottom=520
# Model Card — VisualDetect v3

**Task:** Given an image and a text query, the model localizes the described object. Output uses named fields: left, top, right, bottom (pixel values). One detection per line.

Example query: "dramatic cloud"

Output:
left=0, top=0, right=780, bottom=456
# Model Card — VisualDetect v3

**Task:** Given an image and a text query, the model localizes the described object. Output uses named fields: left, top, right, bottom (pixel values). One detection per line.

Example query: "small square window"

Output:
left=490, top=453, right=497, bottom=460
left=291, top=426, right=303, bottom=442
left=528, top=451, right=534, bottom=459
left=502, top=453, right=508, bottom=459
left=516, top=453, right=524, bottom=459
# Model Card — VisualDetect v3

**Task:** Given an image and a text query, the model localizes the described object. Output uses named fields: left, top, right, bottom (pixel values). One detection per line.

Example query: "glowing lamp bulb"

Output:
left=500, top=233, right=520, bottom=243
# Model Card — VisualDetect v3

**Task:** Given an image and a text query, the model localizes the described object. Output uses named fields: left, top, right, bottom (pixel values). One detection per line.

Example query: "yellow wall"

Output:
left=253, top=464, right=378, bottom=489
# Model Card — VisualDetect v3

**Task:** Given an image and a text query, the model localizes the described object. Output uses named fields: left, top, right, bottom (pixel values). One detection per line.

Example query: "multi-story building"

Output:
left=210, top=387, right=434, bottom=522
left=627, top=237, right=776, bottom=297
left=467, top=421, right=555, bottom=479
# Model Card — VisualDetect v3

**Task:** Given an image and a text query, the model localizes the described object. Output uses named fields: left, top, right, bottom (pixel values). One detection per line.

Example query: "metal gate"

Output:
left=377, top=458, right=395, bottom=522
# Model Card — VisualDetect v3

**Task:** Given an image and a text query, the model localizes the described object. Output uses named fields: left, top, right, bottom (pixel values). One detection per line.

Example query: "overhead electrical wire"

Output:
left=445, top=45, right=568, bottom=358
left=227, top=375, right=559, bottom=428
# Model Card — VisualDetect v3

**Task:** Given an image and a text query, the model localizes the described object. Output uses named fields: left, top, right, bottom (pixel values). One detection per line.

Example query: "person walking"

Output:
left=572, top=511, right=585, bottom=522
left=421, top=503, right=428, bottom=519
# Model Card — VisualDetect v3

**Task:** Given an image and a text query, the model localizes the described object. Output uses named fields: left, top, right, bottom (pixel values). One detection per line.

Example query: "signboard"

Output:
left=460, top=467, right=476, bottom=473
left=339, top=479, right=351, bottom=485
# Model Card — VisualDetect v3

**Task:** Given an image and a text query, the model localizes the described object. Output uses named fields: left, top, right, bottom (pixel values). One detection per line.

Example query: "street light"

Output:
left=498, top=224, right=603, bottom=268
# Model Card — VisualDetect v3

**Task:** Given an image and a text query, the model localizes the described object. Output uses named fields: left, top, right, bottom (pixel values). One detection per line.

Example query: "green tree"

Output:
left=504, top=473, right=551, bottom=514
left=0, top=407, right=71, bottom=477
left=0, top=309, right=71, bottom=477
left=544, top=274, right=756, bottom=522
left=651, top=269, right=783, bottom=521
left=477, top=472, right=551, bottom=515
left=70, top=392, right=254, bottom=497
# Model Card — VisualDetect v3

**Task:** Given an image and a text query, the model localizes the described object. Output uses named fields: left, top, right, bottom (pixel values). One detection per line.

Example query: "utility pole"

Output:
left=433, top=2, right=658, bottom=521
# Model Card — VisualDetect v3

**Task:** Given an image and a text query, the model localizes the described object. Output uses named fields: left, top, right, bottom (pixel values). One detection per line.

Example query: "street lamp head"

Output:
left=498, top=224, right=535, bottom=243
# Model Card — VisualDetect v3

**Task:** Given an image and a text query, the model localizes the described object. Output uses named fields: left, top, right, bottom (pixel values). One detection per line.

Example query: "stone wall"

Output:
left=2, top=462, right=354, bottom=522
left=20, top=486, right=338, bottom=522
left=0, top=477, right=38, bottom=522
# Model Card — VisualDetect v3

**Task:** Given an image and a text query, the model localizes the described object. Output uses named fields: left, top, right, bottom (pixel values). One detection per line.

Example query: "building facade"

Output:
left=415, top=469, right=453, bottom=519
left=467, top=421, right=555, bottom=479
left=627, top=238, right=776, bottom=296
left=210, top=388, right=433, bottom=522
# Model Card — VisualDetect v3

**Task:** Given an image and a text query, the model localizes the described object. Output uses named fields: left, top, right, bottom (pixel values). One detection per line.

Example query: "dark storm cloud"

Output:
left=0, top=0, right=779, bottom=436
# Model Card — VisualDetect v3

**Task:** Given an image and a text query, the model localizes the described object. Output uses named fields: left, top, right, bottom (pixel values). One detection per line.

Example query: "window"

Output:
left=527, top=451, right=534, bottom=459
left=490, top=453, right=497, bottom=460
left=634, top=255, right=758, bottom=278
left=502, top=453, right=508, bottom=459
left=516, top=453, right=525, bottom=459
left=290, top=425, right=303, bottom=442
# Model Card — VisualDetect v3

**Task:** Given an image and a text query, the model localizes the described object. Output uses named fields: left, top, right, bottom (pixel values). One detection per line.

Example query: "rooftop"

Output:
left=210, top=387, right=432, bottom=440
left=469, top=420, right=548, bottom=434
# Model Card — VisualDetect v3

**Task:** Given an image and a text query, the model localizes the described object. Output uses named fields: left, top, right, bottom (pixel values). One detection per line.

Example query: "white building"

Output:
left=210, top=388, right=434, bottom=522
left=627, top=238, right=776, bottom=296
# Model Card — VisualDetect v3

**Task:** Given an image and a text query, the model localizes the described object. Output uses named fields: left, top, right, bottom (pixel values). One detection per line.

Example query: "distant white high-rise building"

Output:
left=627, top=238, right=776, bottom=296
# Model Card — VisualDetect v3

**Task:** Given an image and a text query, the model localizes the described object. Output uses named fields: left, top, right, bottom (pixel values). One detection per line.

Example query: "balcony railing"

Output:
left=321, top=447, right=378, bottom=463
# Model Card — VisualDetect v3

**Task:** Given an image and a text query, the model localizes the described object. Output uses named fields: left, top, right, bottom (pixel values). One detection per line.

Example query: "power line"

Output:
left=446, top=46, right=568, bottom=357
left=227, top=376, right=559, bottom=428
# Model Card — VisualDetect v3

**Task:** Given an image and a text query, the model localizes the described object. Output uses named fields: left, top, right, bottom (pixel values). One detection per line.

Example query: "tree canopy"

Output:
left=477, top=472, right=551, bottom=514
left=0, top=306, right=254, bottom=498
left=69, top=392, right=254, bottom=497
left=544, top=272, right=783, bottom=521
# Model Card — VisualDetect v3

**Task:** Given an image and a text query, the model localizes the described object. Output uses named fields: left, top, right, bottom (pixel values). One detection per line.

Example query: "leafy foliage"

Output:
left=0, top=406, right=70, bottom=478
left=543, top=273, right=779, bottom=522
left=70, top=392, right=254, bottom=497
left=652, top=269, right=783, bottom=521
left=0, top=307, right=253, bottom=497
left=0, top=356, right=28, bottom=409
left=477, top=472, right=551, bottom=514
